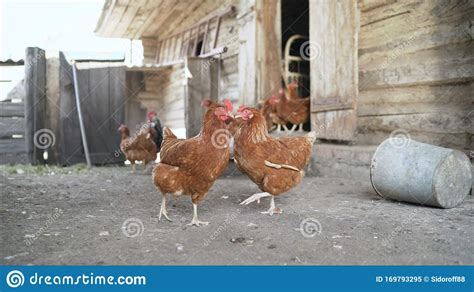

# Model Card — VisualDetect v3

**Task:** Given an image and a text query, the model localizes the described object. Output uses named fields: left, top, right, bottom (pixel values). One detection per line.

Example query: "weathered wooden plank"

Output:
left=102, top=3, right=127, bottom=37
left=185, top=57, right=216, bottom=138
left=359, top=29, right=474, bottom=71
left=360, top=15, right=473, bottom=60
left=360, top=1, right=474, bottom=49
left=113, top=2, right=141, bottom=38
left=358, top=111, right=473, bottom=135
left=59, top=52, right=83, bottom=165
left=358, top=0, right=396, bottom=12
left=0, top=152, right=28, bottom=165
left=359, top=83, right=474, bottom=105
left=357, top=129, right=471, bottom=152
left=238, top=1, right=257, bottom=105
left=255, top=0, right=282, bottom=100
left=0, top=102, right=24, bottom=117
left=0, top=138, right=26, bottom=154
left=133, top=0, right=164, bottom=38
left=24, top=47, right=47, bottom=164
left=0, top=117, right=25, bottom=138
left=310, top=0, right=359, bottom=141
left=359, top=57, right=474, bottom=90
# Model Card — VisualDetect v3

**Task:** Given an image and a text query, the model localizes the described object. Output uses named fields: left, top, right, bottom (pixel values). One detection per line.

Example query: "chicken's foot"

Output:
left=159, top=195, right=172, bottom=221
left=261, top=196, right=283, bottom=216
left=187, top=204, right=209, bottom=227
left=240, top=192, right=272, bottom=205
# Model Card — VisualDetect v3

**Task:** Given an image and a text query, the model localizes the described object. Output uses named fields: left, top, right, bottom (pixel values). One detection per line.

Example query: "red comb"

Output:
left=237, top=105, right=247, bottom=113
left=224, top=99, right=233, bottom=112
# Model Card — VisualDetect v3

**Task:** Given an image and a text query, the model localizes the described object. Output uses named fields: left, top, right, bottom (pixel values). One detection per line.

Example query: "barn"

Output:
left=1, top=0, right=473, bottom=267
left=94, top=0, right=473, bottom=180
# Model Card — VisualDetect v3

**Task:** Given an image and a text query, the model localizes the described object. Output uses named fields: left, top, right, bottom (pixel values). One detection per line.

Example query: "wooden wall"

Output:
left=0, top=100, right=26, bottom=164
left=135, top=67, right=186, bottom=131
left=358, top=0, right=473, bottom=152
left=136, top=1, right=240, bottom=132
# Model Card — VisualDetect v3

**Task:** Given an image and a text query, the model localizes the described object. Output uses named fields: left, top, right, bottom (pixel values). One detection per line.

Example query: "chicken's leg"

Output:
left=297, top=123, right=304, bottom=132
left=282, top=124, right=290, bottom=131
left=261, top=196, right=283, bottom=216
left=187, top=204, right=209, bottom=227
left=131, top=163, right=136, bottom=173
left=159, top=194, right=172, bottom=222
left=276, top=124, right=282, bottom=132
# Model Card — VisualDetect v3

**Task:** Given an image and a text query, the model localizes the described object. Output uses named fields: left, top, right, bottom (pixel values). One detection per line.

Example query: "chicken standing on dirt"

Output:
left=152, top=100, right=234, bottom=226
left=275, top=82, right=310, bottom=132
left=118, top=125, right=158, bottom=173
left=261, top=96, right=289, bottom=133
left=234, top=106, right=316, bottom=215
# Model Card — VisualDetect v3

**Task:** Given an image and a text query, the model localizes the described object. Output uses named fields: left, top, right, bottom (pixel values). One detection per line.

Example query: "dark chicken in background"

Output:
left=118, top=125, right=158, bottom=173
left=152, top=100, right=234, bottom=226
left=233, top=106, right=316, bottom=215
left=147, top=111, right=163, bottom=153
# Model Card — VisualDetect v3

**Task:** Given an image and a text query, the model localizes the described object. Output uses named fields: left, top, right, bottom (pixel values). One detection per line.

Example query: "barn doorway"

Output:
left=281, top=0, right=310, bottom=97
left=281, top=0, right=311, bottom=125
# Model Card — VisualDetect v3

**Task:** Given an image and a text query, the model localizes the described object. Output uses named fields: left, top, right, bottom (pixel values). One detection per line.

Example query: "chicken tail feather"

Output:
left=163, top=127, right=177, bottom=139
left=264, top=160, right=300, bottom=172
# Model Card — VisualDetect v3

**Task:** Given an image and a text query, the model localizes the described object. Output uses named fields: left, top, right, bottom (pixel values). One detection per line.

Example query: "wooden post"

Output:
left=256, top=0, right=282, bottom=100
left=71, top=62, right=92, bottom=168
left=184, top=57, right=218, bottom=138
left=309, top=0, right=359, bottom=141
left=24, top=47, right=47, bottom=165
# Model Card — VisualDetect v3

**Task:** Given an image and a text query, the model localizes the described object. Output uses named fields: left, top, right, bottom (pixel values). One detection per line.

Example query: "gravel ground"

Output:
left=1, top=164, right=473, bottom=265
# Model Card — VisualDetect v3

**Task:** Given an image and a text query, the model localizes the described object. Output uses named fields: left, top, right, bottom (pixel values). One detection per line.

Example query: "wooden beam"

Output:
left=310, top=0, right=359, bottom=141
left=24, top=47, right=47, bottom=164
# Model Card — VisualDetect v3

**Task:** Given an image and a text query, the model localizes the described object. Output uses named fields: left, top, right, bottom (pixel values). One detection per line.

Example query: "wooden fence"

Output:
left=0, top=100, right=27, bottom=164
left=0, top=47, right=127, bottom=165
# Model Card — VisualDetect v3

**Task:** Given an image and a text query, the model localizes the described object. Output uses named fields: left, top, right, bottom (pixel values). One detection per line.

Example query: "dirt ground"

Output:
left=1, top=164, right=473, bottom=265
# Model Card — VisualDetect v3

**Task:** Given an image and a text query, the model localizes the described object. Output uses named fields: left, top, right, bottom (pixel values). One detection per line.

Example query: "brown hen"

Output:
left=118, top=125, right=157, bottom=173
left=152, top=100, right=234, bottom=226
left=234, top=106, right=316, bottom=215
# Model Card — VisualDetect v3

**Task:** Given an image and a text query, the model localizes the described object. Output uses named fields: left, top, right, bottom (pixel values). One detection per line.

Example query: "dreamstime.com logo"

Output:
left=388, top=129, right=411, bottom=148
left=6, top=270, right=25, bottom=288
left=33, top=128, right=56, bottom=149
left=300, top=40, right=322, bottom=61
left=122, top=218, right=144, bottom=238
left=5, top=270, right=146, bottom=288
left=300, top=217, right=322, bottom=238
left=211, top=129, right=232, bottom=149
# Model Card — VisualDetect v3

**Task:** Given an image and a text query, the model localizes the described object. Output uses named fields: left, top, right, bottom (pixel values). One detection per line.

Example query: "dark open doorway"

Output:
left=281, top=0, right=311, bottom=131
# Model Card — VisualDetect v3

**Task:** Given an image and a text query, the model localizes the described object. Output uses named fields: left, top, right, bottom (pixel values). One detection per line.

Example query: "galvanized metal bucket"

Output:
left=370, top=138, right=472, bottom=208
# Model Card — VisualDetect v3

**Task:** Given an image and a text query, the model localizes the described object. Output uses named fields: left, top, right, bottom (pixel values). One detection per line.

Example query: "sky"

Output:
left=0, top=0, right=136, bottom=61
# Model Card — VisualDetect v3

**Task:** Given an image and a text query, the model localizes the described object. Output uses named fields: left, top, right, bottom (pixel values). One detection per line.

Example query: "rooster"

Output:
left=275, top=82, right=310, bottom=132
left=234, top=106, right=316, bottom=215
left=152, top=99, right=234, bottom=226
left=118, top=125, right=158, bottom=173
left=147, top=111, right=163, bottom=153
